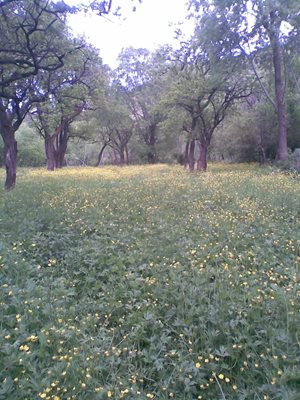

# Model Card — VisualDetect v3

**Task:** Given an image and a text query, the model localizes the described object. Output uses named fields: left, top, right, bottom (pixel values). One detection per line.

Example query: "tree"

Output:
left=210, top=100, right=278, bottom=163
left=115, top=47, right=166, bottom=163
left=87, top=0, right=142, bottom=15
left=71, top=77, right=135, bottom=167
left=30, top=46, right=103, bottom=170
left=164, top=34, right=251, bottom=171
left=189, top=0, right=300, bottom=161
left=0, top=0, right=76, bottom=92
left=0, top=0, right=79, bottom=189
left=95, top=82, right=135, bottom=165
left=0, top=0, right=141, bottom=189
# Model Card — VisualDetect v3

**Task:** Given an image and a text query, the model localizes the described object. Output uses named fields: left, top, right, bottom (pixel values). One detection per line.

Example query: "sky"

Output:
left=66, top=0, right=193, bottom=68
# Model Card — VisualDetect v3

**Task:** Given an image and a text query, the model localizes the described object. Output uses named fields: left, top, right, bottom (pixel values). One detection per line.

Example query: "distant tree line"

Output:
left=1, top=0, right=300, bottom=189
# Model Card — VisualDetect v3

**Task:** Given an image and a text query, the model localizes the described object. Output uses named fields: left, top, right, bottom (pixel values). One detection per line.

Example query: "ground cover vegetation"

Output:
left=0, top=164, right=299, bottom=400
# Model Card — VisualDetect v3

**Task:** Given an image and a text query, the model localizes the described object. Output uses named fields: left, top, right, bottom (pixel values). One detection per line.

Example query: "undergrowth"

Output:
left=0, top=164, right=299, bottom=400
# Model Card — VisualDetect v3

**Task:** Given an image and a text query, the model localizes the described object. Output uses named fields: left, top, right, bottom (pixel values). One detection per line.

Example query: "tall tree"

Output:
left=116, top=48, right=165, bottom=163
left=163, top=33, right=251, bottom=171
left=0, top=0, right=141, bottom=189
left=81, top=80, right=135, bottom=166
left=30, top=46, right=103, bottom=170
left=189, top=0, right=300, bottom=161
left=0, top=0, right=78, bottom=189
left=0, top=0, right=76, bottom=92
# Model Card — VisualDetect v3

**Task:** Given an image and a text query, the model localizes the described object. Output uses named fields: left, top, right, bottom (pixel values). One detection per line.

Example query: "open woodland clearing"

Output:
left=0, top=164, right=299, bottom=400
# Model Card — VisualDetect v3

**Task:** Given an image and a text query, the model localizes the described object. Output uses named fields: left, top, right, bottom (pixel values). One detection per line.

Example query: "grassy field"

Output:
left=0, top=164, right=299, bottom=400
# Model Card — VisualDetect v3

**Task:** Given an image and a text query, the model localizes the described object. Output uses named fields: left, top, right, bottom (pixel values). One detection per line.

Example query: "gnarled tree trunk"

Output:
left=45, top=120, right=69, bottom=170
left=43, top=106, right=84, bottom=170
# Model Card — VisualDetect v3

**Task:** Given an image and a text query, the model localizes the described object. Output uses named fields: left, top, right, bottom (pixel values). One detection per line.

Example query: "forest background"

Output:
left=0, top=0, right=300, bottom=190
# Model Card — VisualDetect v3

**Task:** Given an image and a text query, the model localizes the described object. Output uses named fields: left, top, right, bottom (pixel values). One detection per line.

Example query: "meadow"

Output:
left=0, top=164, right=299, bottom=400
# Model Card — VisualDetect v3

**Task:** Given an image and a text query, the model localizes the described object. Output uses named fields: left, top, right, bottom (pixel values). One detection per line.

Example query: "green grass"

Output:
left=0, top=164, right=299, bottom=400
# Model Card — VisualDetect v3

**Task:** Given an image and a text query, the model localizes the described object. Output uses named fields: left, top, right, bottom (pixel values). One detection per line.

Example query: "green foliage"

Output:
left=17, top=147, right=45, bottom=168
left=115, top=47, right=168, bottom=163
left=0, top=123, right=45, bottom=167
left=0, top=165, right=299, bottom=399
left=15, top=124, right=45, bottom=167
left=210, top=101, right=278, bottom=162
left=188, top=0, right=300, bottom=161
left=0, top=0, right=68, bottom=92
left=286, top=94, right=300, bottom=151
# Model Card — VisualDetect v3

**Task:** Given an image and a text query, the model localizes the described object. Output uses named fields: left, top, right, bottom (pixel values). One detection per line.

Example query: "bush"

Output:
left=274, top=149, right=300, bottom=173
left=18, top=146, right=45, bottom=167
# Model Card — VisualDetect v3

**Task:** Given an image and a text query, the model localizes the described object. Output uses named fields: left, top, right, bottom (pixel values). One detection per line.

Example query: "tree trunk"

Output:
left=56, top=126, right=68, bottom=168
left=119, top=145, right=125, bottom=165
left=2, top=131, right=17, bottom=191
left=197, top=141, right=208, bottom=172
left=113, top=146, right=118, bottom=164
left=258, top=128, right=268, bottom=165
left=270, top=17, right=288, bottom=161
left=188, top=139, right=195, bottom=171
left=125, top=144, right=129, bottom=164
left=45, top=134, right=56, bottom=171
left=147, top=147, right=157, bottom=164
left=184, top=141, right=190, bottom=168
left=44, top=121, right=70, bottom=170
left=147, top=124, right=158, bottom=164
left=95, top=143, right=108, bottom=166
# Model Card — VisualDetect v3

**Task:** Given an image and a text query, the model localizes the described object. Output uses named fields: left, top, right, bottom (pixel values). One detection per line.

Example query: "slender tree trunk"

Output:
left=184, top=141, right=190, bottom=168
left=188, top=139, right=195, bottom=171
left=113, top=146, right=118, bottom=164
left=2, top=130, right=17, bottom=191
left=95, top=143, right=108, bottom=166
left=187, top=116, right=197, bottom=171
left=270, top=18, right=288, bottom=161
left=197, top=141, right=208, bottom=172
left=259, top=146, right=267, bottom=165
left=119, top=145, right=125, bottom=165
left=147, top=124, right=158, bottom=163
left=125, top=144, right=129, bottom=164
left=147, top=147, right=156, bottom=163
left=258, top=129, right=268, bottom=165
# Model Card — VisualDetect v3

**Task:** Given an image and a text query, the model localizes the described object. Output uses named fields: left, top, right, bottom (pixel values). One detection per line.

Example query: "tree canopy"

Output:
left=1, top=0, right=300, bottom=190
